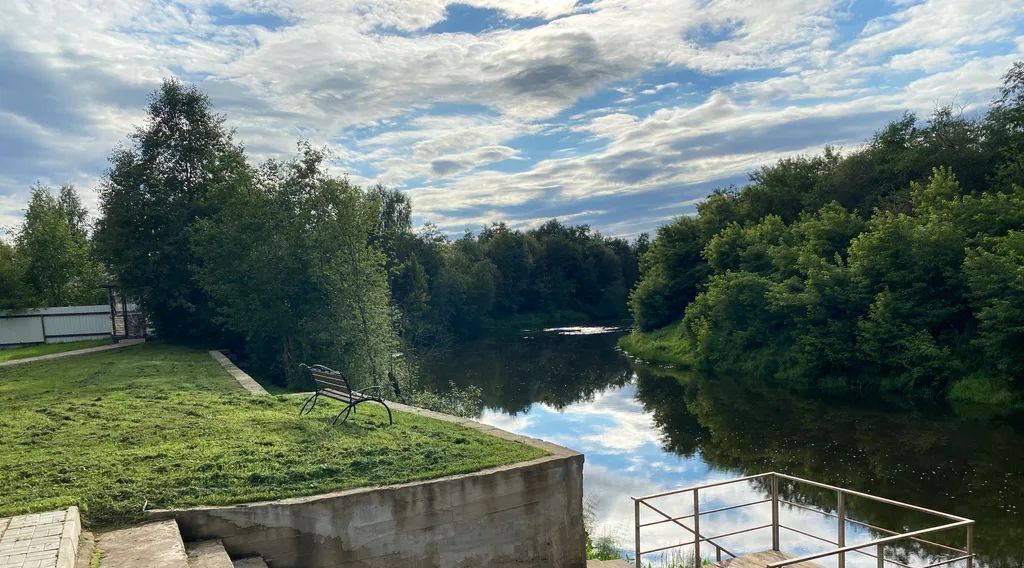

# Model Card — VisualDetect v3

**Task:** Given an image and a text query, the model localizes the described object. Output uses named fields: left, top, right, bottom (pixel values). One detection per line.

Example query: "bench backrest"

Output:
left=310, top=369, right=353, bottom=395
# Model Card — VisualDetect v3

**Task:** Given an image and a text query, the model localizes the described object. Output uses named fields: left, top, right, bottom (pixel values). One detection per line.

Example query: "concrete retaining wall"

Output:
left=149, top=403, right=585, bottom=568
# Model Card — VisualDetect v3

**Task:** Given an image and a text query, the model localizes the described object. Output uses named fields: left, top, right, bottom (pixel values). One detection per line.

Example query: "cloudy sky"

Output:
left=2, top=0, right=1023, bottom=237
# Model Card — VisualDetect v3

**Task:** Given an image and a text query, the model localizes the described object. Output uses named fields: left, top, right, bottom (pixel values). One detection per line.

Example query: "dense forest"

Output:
left=623, top=61, right=1024, bottom=405
left=381, top=212, right=640, bottom=345
left=0, top=80, right=640, bottom=396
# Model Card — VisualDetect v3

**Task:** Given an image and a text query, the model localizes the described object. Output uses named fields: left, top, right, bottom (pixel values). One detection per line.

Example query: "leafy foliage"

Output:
left=190, top=145, right=401, bottom=388
left=95, top=79, right=248, bottom=342
left=379, top=218, right=643, bottom=345
left=1, top=185, right=105, bottom=308
left=626, top=61, right=1024, bottom=404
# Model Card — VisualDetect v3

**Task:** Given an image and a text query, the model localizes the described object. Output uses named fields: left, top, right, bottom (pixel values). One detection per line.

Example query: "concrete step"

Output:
left=232, top=558, right=269, bottom=568
left=97, top=519, right=188, bottom=568
left=587, top=560, right=633, bottom=568
left=185, top=540, right=233, bottom=568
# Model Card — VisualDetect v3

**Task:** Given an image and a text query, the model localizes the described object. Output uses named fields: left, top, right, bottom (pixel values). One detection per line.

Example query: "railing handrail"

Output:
left=635, top=471, right=970, bottom=523
left=778, top=498, right=969, bottom=555
left=765, top=520, right=973, bottom=568
left=773, top=472, right=972, bottom=522
left=632, top=472, right=774, bottom=501
left=631, top=472, right=975, bottom=568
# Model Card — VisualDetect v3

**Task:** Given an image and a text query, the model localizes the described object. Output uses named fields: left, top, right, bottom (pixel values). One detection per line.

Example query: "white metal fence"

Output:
left=0, top=305, right=113, bottom=346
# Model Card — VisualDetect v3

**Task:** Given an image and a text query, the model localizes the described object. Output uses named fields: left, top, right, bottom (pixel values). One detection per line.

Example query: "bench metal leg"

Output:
left=299, top=393, right=319, bottom=416
left=328, top=399, right=393, bottom=426
left=332, top=403, right=355, bottom=426
left=379, top=400, right=393, bottom=425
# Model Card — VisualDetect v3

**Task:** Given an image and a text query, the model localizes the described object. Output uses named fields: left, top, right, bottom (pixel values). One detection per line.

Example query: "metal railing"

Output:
left=631, top=472, right=975, bottom=568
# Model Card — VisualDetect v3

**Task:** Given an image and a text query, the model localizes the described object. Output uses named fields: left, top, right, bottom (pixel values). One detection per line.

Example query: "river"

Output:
left=418, top=327, right=1024, bottom=568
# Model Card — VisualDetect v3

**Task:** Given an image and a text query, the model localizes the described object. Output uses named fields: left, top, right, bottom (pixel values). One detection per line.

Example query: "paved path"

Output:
left=208, top=351, right=269, bottom=395
left=0, top=340, right=145, bottom=368
left=0, top=508, right=80, bottom=568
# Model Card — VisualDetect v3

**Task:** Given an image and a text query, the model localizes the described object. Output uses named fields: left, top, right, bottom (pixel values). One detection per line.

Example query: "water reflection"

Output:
left=418, top=328, right=633, bottom=414
left=418, top=329, right=1024, bottom=568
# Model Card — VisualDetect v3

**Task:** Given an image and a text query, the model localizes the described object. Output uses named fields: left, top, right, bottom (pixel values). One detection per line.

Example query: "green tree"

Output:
left=56, top=184, right=89, bottom=237
left=964, top=231, right=1024, bottom=386
left=95, top=79, right=249, bottom=342
left=621, top=60, right=1024, bottom=405
left=0, top=239, right=32, bottom=309
left=16, top=185, right=104, bottom=306
left=985, top=61, right=1024, bottom=188
left=191, top=145, right=400, bottom=387
left=629, top=216, right=709, bottom=330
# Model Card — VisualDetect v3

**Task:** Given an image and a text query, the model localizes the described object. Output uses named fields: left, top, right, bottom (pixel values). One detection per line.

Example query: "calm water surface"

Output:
left=419, top=328, right=1024, bottom=568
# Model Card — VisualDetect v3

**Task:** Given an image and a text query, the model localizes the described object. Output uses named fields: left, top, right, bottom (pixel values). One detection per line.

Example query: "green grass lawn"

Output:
left=0, top=339, right=113, bottom=363
left=0, top=343, right=546, bottom=528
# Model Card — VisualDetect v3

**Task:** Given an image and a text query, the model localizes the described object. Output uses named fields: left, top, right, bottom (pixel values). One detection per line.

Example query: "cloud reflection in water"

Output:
left=478, top=380, right=941, bottom=567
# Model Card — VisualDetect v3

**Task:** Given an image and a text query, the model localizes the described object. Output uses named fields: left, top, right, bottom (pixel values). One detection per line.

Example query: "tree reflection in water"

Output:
left=634, top=366, right=1024, bottom=568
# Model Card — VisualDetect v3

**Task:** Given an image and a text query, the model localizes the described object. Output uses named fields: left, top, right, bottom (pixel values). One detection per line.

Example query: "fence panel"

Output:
left=41, top=306, right=112, bottom=343
left=0, top=305, right=113, bottom=346
left=0, top=316, right=45, bottom=345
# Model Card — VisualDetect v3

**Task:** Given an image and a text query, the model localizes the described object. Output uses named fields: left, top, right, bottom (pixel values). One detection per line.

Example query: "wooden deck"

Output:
left=713, top=550, right=825, bottom=568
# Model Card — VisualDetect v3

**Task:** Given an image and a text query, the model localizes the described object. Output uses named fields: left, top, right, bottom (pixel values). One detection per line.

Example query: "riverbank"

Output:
left=616, top=322, right=692, bottom=368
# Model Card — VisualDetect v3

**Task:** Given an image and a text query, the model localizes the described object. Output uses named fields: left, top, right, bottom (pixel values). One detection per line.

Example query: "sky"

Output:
left=2, top=0, right=1023, bottom=238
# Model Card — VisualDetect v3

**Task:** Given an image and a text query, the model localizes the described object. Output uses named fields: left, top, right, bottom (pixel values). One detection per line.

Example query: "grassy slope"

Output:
left=617, top=321, right=692, bottom=368
left=0, top=343, right=546, bottom=527
left=0, top=339, right=113, bottom=363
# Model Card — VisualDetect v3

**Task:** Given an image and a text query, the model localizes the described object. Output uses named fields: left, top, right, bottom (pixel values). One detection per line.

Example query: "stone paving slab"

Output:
left=0, top=507, right=80, bottom=568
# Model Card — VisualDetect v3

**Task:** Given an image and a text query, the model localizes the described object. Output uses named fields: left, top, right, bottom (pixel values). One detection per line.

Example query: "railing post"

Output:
left=693, top=489, right=701, bottom=568
left=634, top=498, right=642, bottom=568
left=876, top=544, right=884, bottom=568
left=771, top=474, right=780, bottom=551
left=837, top=491, right=846, bottom=568
left=966, top=523, right=973, bottom=568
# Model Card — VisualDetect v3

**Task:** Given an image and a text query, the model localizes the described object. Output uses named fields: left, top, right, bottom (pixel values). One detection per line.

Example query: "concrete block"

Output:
left=185, top=540, right=233, bottom=568
left=97, top=520, right=188, bottom=568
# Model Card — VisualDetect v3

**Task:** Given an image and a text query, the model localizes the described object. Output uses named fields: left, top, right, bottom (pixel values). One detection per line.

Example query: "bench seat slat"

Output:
left=319, top=389, right=355, bottom=402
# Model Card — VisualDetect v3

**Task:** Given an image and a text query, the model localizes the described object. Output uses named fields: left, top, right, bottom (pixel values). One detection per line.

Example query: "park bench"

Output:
left=298, top=363, right=393, bottom=425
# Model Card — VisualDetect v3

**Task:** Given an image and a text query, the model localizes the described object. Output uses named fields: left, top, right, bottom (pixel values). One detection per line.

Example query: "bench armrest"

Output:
left=354, top=385, right=385, bottom=396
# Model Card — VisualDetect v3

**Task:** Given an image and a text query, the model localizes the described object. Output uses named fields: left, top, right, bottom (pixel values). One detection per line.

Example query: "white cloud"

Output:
left=0, top=0, right=1021, bottom=237
left=887, top=47, right=958, bottom=72
left=848, top=0, right=1024, bottom=58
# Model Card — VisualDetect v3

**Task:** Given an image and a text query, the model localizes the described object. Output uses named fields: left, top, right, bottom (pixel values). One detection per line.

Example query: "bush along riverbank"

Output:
left=624, top=62, right=1024, bottom=409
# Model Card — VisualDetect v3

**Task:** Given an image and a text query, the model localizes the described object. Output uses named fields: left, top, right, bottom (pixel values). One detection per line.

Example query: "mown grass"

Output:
left=0, top=339, right=112, bottom=363
left=0, top=343, right=546, bottom=528
left=618, top=322, right=693, bottom=368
